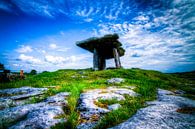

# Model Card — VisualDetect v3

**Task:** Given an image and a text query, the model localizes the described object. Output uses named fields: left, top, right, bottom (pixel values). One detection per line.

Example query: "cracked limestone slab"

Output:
left=109, top=89, right=195, bottom=129
left=77, top=87, right=139, bottom=129
left=107, top=78, right=125, bottom=84
left=0, top=87, right=48, bottom=109
left=107, top=87, right=139, bottom=97
left=0, top=91, right=70, bottom=129
left=0, top=86, right=48, bottom=97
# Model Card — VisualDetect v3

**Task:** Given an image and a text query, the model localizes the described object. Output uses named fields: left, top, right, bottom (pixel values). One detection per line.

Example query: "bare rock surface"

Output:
left=0, top=87, right=48, bottom=109
left=121, top=86, right=136, bottom=90
left=2, top=86, right=193, bottom=129
left=0, top=86, right=48, bottom=98
left=110, top=89, right=195, bottom=129
left=107, top=78, right=124, bottom=84
left=45, top=92, right=69, bottom=106
left=108, top=103, right=121, bottom=111
left=8, top=104, right=65, bottom=129
left=77, top=87, right=139, bottom=129
left=107, top=87, right=139, bottom=97
left=0, top=87, right=70, bottom=129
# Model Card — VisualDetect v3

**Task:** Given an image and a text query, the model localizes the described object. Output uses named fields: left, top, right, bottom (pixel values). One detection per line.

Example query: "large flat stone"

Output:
left=110, top=89, right=195, bottom=129
left=9, top=105, right=65, bottom=129
left=0, top=87, right=70, bottom=129
left=0, top=86, right=48, bottom=97
left=0, top=87, right=48, bottom=109
left=77, top=87, right=139, bottom=129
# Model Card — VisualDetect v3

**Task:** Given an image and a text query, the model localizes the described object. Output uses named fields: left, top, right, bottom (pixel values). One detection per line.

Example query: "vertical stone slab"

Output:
left=93, top=48, right=99, bottom=71
left=118, top=55, right=121, bottom=68
left=113, top=48, right=121, bottom=68
left=99, top=57, right=106, bottom=70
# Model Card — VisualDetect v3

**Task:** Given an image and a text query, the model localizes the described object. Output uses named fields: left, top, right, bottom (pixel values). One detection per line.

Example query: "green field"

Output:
left=0, top=68, right=194, bottom=129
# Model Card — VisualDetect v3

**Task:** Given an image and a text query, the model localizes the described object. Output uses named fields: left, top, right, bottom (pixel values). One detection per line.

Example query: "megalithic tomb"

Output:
left=76, top=34, right=125, bottom=70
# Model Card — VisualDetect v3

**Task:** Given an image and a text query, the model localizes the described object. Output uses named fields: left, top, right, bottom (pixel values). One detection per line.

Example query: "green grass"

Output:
left=98, top=98, right=120, bottom=106
left=94, top=97, right=143, bottom=129
left=0, top=68, right=194, bottom=129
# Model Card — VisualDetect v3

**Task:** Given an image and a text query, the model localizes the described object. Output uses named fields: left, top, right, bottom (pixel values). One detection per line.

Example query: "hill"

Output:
left=0, top=68, right=194, bottom=129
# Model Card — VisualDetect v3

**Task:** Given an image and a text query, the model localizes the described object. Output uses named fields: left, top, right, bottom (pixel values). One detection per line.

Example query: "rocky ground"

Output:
left=110, top=89, right=195, bottom=129
left=77, top=86, right=139, bottom=129
left=0, top=87, right=69, bottom=129
left=0, top=78, right=194, bottom=129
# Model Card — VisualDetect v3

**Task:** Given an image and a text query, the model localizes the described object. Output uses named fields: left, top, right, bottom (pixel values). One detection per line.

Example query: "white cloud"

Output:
left=56, top=48, right=71, bottom=52
left=93, top=3, right=195, bottom=72
left=5, top=30, right=95, bottom=72
left=10, top=0, right=56, bottom=18
left=84, top=18, right=93, bottom=22
left=45, top=54, right=91, bottom=65
left=3, top=0, right=195, bottom=72
left=69, top=54, right=91, bottom=62
left=16, top=45, right=33, bottom=53
left=134, top=15, right=149, bottom=21
left=49, top=43, right=57, bottom=49
left=105, top=14, right=117, bottom=20
left=76, top=7, right=94, bottom=17
left=18, top=54, right=41, bottom=64
left=45, top=55, right=66, bottom=64
left=49, top=43, right=71, bottom=52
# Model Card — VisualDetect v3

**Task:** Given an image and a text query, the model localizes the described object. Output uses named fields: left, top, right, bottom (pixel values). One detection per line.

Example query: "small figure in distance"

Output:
left=20, top=70, right=25, bottom=79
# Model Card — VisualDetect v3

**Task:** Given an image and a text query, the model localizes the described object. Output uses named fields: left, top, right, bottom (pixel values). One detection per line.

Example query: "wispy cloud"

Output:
left=5, top=31, right=92, bottom=72
left=1, top=0, right=195, bottom=72
left=16, top=45, right=33, bottom=53
left=93, top=0, right=195, bottom=72
left=45, top=55, right=66, bottom=64
left=0, top=0, right=143, bottom=21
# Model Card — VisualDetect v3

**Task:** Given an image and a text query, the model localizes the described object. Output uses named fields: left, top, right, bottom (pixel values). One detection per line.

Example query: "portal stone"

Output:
left=76, top=34, right=125, bottom=70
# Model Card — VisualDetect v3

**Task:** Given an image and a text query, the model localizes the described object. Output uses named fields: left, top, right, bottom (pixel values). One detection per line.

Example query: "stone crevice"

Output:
left=0, top=87, right=70, bottom=129
left=110, top=89, right=195, bottom=129
left=77, top=86, right=139, bottom=129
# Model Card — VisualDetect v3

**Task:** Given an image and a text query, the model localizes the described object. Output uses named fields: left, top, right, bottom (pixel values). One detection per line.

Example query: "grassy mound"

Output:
left=0, top=68, right=194, bottom=129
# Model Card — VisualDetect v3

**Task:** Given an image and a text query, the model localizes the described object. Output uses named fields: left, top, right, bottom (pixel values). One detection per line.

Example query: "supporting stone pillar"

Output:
left=93, top=48, right=106, bottom=70
left=113, top=48, right=121, bottom=68
left=99, top=57, right=106, bottom=70
left=118, top=54, right=121, bottom=68
left=93, top=48, right=99, bottom=71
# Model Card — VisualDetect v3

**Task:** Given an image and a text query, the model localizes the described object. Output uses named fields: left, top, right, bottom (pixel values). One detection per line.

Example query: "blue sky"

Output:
left=0, top=0, right=195, bottom=73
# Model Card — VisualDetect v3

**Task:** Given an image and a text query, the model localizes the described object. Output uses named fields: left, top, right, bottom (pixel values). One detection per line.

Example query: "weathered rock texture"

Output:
left=77, top=86, right=139, bottom=129
left=107, top=78, right=124, bottom=84
left=0, top=86, right=48, bottom=109
left=110, top=89, right=195, bottom=129
left=2, top=86, right=193, bottom=129
left=0, top=87, right=70, bottom=129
